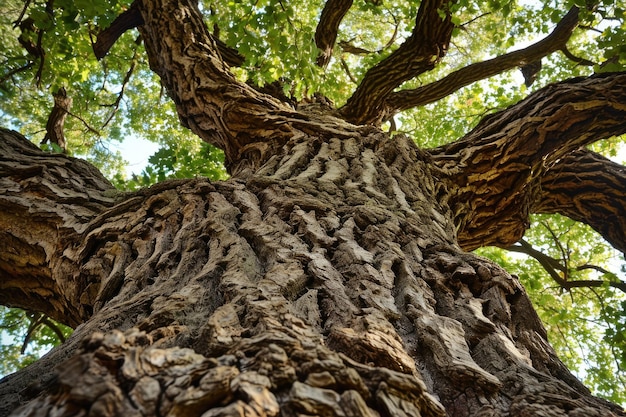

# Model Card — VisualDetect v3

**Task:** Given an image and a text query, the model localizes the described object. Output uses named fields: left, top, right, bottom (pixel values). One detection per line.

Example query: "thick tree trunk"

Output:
left=2, top=0, right=625, bottom=415
left=1, top=128, right=623, bottom=417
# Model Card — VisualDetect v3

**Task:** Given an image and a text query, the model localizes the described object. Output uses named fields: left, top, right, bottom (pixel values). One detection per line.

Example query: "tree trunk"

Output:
left=1, top=127, right=623, bottom=417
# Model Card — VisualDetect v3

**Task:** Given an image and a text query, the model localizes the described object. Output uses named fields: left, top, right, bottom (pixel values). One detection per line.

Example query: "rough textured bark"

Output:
left=1, top=127, right=623, bottom=417
left=535, top=150, right=626, bottom=255
left=340, top=0, right=455, bottom=125
left=2, top=0, right=626, bottom=416
left=431, top=73, right=626, bottom=251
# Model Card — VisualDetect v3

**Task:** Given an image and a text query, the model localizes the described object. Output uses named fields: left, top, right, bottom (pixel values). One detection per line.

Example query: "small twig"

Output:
left=20, top=312, right=45, bottom=354
left=542, top=221, right=569, bottom=280
left=339, top=57, right=358, bottom=84
left=576, top=263, right=612, bottom=275
left=560, top=46, right=595, bottom=66
left=67, top=110, right=101, bottom=136
left=0, top=62, right=34, bottom=87
left=380, top=12, right=399, bottom=51
left=40, top=317, right=67, bottom=343
left=12, top=0, right=33, bottom=28
left=460, top=12, right=491, bottom=29
left=101, top=41, right=140, bottom=128
left=506, top=240, right=626, bottom=294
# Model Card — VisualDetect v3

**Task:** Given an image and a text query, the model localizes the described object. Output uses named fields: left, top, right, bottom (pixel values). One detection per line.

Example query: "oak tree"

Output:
left=1, top=0, right=625, bottom=416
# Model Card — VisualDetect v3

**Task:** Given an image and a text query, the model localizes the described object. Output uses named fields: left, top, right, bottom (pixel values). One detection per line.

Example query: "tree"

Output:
left=1, top=0, right=625, bottom=415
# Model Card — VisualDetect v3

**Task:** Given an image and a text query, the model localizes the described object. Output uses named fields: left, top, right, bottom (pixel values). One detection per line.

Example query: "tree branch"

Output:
left=340, top=0, right=455, bottom=125
left=507, top=239, right=626, bottom=293
left=93, top=1, right=144, bottom=60
left=0, top=128, right=116, bottom=326
left=314, top=0, right=353, bottom=67
left=101, top=43, right=140, bottom=129
left=386, top=7, right=580, bottom=113
left=534, top=149, right=626, bottom=255
left=134, top=0, right=363, bottom=175
left=432, top=72, right=626, bottom=251
left=506, top=239, right=566, bottom=282
left=94, top=1, right=245, bottom=66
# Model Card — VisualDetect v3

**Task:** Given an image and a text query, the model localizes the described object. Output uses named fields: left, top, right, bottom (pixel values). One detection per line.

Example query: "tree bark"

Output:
left=1, top=127, right=624, bottom=416
left=2, top=0, right=626, bottom=416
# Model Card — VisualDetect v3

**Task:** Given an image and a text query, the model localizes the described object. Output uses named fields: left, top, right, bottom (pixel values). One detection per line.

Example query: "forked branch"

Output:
left=340, top=0, right=455, bottom=125
left=432, top=72, right=626, bottom=251
left=507, top=240, right=626, bottom=293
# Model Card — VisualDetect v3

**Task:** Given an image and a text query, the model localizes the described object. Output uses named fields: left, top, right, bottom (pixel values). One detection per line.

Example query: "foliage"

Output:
left=477, top=212, right=626, bottom=404
left=0, top=0, right=624, bottom=404
left=0, top=307, right=72, bottom=377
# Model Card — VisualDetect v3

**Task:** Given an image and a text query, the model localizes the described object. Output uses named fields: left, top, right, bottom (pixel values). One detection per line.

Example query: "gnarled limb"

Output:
left=340, top=0, right=455, bottom=125
left=534, top=149, right=626, bottom=256
left=134, top=0, right=365, bottom=175
left=314, top=0, right=353, bottom=67
left=135, top=0, right=294, bottom=167
left=430, top=72, right=626, bottom=251
left=0, top=128, right=115, bottom=326
left=386, top=7, right=580, bottom=113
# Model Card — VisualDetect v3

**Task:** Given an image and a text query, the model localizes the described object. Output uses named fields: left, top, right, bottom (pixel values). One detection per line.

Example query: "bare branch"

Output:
left=506, top=239, right=565, bottom=282
left=535, top=149, right=626, bottom=255
left=12, top=0, right=33, bottom=28
left=386, top=7, right=580, bottom=113
left=340, top=57, right=358, bottom=84
left=561, top=45, right=595, bottom=66
left=66, top=109, right=101, bottom=136
left=315, top=0, right=353, bottom=67
left=101, top=43, right=140, bottom=128
left=340, top=0, right=455, bottom=125
left=506, top=239, right=626, bottom=293
left=0, top=61, right=34, bottom=86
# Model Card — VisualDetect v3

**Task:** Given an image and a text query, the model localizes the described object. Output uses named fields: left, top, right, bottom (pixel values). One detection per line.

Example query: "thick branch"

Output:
left=134, top=0, right=301, bottom=172
left=386, top=7, right=580, bottom=112
left=93, top=2, right=144, bottom=59
left=134, top=0, right=368, bottom=175
left=430, top=72, right=626, bottom=251
left=94, top=0, right=244, bottom=66
left=340, top=0, right=455, bottom=125
left=534, top=149, right=626, bottom=255
left=0, top=128, right=115, bottom=326
left=314, top=0, right=353, bottom=67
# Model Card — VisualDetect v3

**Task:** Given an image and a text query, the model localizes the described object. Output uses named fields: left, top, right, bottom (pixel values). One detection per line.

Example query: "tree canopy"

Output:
left=0, top=0, right=625, bottom=411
